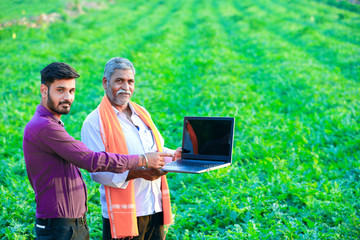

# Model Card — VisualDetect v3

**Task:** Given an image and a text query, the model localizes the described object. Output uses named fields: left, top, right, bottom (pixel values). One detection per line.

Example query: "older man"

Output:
left=81, top=57, right=181, bottom=239
left=23, top=62, right=169, bottom=240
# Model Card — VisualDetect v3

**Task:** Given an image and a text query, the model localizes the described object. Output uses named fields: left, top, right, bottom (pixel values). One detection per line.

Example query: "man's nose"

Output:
left=63, top=91, right=72, bottom=100
left=121, top=81, right=129, bottom=89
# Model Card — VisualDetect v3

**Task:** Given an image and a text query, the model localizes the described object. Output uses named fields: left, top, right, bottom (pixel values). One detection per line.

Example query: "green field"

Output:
left=1, top=0, right=360, bottom=239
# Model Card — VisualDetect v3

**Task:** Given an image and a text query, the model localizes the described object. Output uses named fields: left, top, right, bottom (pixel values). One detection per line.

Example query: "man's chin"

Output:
left=117, top=94, right=131, bottom=100
left=114, top=99, right=130, bottom=106
left=61, top=108, right=71, bottom=114
left=50, top=107, right=71, bottom=115
left=107, top=94, right=130, bottom=107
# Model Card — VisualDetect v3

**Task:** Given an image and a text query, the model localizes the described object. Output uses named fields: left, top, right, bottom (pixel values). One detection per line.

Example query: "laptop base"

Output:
left=162, top=160, right=230, bottom=174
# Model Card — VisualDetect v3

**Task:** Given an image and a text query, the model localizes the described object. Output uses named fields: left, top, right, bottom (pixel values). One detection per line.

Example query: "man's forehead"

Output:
left=112, top=69, right=134, bottom=79
left=51, top=79, right=76, bottom=87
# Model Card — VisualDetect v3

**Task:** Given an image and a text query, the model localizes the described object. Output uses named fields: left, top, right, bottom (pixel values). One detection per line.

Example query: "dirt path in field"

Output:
left=348, top=0, right=360, bottom=4
left=0, top=1, right=107, bottom=29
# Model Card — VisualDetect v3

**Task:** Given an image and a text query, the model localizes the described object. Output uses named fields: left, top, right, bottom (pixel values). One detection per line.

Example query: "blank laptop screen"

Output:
left=182, top=118, right=234, bottom=161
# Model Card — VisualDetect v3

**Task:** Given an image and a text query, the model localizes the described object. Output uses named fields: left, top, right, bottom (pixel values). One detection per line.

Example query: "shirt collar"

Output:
left=36, top=105, right=64, bottom=127
left=58, top=119, right=65, bottom=127
left=112, top=102, right=139, bottom=118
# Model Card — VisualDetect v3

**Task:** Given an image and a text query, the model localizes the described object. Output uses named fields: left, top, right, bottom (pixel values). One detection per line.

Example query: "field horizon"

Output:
left=1, top=0, right=359, bottom=239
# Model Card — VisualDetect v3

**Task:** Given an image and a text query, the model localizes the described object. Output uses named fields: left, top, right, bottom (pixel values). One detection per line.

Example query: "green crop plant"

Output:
left=0, top=0, right=359, bottom=239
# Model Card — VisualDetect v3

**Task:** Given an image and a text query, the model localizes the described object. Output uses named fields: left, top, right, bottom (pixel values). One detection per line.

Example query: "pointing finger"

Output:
left=159, top=153, right=174, bottom=157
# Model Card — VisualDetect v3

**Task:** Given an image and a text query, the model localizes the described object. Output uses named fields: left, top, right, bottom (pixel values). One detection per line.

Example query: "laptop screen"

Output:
left=181, top=117, right=235, bottom=162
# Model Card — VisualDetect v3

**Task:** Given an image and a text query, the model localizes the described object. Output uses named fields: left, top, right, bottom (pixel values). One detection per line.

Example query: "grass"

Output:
left=0, top=0, right=360, bottom=239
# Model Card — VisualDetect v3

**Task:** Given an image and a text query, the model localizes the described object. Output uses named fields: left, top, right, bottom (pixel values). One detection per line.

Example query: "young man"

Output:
left=23, top=62, right=171, bottom=240
left=81, top=57, right=181, bottom=239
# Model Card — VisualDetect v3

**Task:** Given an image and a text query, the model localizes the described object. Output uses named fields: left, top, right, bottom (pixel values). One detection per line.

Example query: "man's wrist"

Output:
left=138, top=154, right=148, bottom=168
left=142, top=154, right=148, bottom=168
left=138, top=155, right=143, bottom=167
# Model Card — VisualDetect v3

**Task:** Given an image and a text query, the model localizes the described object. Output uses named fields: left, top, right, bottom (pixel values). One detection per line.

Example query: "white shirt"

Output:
left=81, top=103, right=174, bottom=218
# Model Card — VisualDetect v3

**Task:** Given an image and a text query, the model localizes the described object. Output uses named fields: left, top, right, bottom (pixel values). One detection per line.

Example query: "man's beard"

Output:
left=47, top=91, right=72, bottom=115
left=106, top=85, right=131, bottom=106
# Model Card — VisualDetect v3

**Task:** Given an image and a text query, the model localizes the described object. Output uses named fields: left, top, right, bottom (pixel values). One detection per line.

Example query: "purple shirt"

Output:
left=23, top=105, right=139, bottom=219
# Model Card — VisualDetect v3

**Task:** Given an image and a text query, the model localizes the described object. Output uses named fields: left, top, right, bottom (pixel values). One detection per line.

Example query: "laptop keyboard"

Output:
left=166, top=161, right=220, bottom=168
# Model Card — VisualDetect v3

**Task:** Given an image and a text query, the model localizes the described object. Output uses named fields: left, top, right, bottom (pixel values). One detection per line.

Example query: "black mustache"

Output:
left=59, top=101, right=71, bottom=105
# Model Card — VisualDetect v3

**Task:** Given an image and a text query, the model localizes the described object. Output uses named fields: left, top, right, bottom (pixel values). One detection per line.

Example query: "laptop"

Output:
left=162, top=116, right=235, bottom=174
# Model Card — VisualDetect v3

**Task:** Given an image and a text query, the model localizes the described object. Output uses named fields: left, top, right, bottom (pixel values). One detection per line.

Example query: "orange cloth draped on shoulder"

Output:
left=98, top=95, right=173, bottom=238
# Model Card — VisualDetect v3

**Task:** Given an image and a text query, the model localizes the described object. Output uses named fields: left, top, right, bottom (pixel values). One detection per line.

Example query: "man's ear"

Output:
left=40, top=84, right=48, bottom=97
left=102, top=77, right=108, bottom=90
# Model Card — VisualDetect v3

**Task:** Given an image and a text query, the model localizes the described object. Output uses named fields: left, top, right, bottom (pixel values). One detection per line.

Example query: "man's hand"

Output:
left=138, top=152, right=173, bottom=169
left=127, top=168, right=167, bottom=181
left=173, top=147, right=182, bottom=161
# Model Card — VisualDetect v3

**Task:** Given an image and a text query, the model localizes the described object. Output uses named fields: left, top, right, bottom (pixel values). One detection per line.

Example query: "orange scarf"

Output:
left=98, top=96, right=173, bottom=238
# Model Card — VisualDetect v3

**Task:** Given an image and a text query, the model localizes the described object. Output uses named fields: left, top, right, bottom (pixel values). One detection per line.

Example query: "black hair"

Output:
left=40, top=62, right=80, bottom=86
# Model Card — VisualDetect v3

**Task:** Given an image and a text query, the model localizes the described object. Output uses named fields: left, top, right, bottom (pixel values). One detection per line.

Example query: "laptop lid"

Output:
left=181, top=116, right=235, bottom=163
left=162, top=116, right=235, bottom=173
